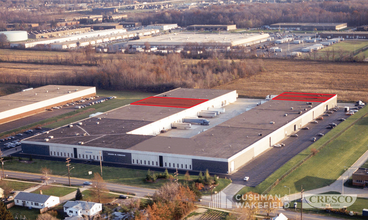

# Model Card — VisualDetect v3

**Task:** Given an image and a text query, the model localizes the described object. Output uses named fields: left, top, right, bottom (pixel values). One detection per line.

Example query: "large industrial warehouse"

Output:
left=269, top=23, right=347, bottom=31
left=127, top=33, right=271, bottom=48
left=21, top=88, right=337, bottom=174
left=0, top=85, right=96, bottom=125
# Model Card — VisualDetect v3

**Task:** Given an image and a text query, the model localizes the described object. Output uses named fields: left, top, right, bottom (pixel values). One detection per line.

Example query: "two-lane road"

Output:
left=4, top=170, right=156, bottom=198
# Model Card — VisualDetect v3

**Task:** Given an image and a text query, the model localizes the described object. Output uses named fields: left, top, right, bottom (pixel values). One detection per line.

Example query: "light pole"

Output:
left=66, top=158, right=71, bottom=186
left=284, top=185, right=290, bottom=195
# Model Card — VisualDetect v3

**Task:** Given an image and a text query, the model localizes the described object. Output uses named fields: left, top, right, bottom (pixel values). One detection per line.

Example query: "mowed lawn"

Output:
left=269, top=109, right=368, bottom=195
left=319, top=40, right=368, bottom=53
left=32, top=185, right=77, bottom=197
left=215, top=59, right=368, bottom=102
left=4, top=158, right=213, bottom=189
left=0, top=180, right=37, bottom=191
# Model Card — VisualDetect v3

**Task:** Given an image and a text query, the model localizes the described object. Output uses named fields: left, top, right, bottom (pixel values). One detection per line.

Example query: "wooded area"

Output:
left=0, top=54, right=263, bottom=92
left=132, top=0, right=368, bottom=28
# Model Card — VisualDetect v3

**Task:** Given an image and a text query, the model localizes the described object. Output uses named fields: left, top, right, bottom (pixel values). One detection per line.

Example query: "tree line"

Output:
left=0, top=54, right=264, bottom=93
left=128, top=0, right=368, bottom=28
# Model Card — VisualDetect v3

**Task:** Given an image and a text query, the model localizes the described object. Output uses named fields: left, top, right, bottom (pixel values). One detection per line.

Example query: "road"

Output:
left=4, top=170, right=156, bottom=198
left=230, top=107, right=349, bottom=186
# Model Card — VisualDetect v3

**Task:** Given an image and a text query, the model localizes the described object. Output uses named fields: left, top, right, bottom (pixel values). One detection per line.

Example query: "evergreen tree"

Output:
left=0, top=202, right=13, bottom=220
left=75, top=188, right=83, bottom=200
left=198, top=171, right=203, bottom=183
left=146, top=169, right=153, bottom=181
left=204, top=169, right=211, bottom=184
left=163, top=169, right=169, bottom=179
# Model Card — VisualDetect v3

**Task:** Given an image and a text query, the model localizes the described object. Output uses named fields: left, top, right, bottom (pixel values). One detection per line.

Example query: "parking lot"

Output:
left=0, top=96, right=114, bottom=152
left=230, top=103, right=358, bottom=186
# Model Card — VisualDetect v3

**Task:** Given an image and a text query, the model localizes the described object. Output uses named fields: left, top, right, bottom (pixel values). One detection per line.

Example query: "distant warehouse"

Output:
left=187, top=25, right=236, bottom=31
left=145, top=24, right=178, bottom=31
left=319, top=31, right=368, bottom=39
left=127, top=32, right=270, bottom=49
left=0, top=85, right=96, bottom=125
left=269, top=23, right=347, bottom=31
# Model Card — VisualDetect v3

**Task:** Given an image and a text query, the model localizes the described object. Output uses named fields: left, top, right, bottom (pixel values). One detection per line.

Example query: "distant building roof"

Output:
left=14, top=192, right=54, bottom=203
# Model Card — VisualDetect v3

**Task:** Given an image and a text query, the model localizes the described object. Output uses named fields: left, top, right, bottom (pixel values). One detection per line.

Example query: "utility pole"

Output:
left=301, top=185, right=304, bottom=220
left=0, top=151, right=4, bottom=179
left=99, top=151, right=103, bottom=176
left=66, top=158, right=71, bottom=186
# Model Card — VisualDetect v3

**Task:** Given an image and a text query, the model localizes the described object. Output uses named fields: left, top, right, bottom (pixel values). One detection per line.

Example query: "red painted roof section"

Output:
left=272, top=92, right=336, bottom=102
left=130, top=96, right=209, bottom=108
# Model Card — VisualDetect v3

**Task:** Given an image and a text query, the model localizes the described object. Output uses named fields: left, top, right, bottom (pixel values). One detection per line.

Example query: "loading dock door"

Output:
left=73, top=148, right=78, bottom=159
left=326, top=105, right=328, bottom=111
left=159, top=156, right=163, bottom=167
left=294, top=125, right=297, bottom=131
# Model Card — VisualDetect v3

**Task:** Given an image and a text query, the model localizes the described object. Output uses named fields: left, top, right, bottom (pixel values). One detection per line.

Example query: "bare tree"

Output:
left=91, top=173, right=109, bottom=203
left=40, top=167, right=52, bottom=184
left=0, top=34, right=8, bottom=48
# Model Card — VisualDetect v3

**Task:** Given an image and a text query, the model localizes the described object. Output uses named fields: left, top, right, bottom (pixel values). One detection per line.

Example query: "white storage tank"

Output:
left=0, top=31, right=28, bottom=42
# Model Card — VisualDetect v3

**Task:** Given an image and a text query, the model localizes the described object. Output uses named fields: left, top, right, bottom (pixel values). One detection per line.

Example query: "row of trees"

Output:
left=0, top=54, right=263, bottom=93
left=128, top=0, right=368, bottom=28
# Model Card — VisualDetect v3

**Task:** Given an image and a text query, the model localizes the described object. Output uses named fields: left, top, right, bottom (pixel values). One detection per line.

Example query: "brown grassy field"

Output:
left=215, top=59, right=368, bottom=102
left=0, top=62, right=96, bottom=77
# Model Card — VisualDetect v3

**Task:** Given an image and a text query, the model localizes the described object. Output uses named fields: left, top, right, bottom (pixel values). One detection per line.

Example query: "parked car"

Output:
left=317, top=133, right=324, bottom=136
left=119, top=195, right=127, bottom=199
left=290, top=134, right=298, bottom=137
left=311, top=137, right=317, bottom=142
left=302, top=127, right=310, bottom=130
left=83, top=181, right=92, bottom=186
left=338, top=118, right=346, bottom=121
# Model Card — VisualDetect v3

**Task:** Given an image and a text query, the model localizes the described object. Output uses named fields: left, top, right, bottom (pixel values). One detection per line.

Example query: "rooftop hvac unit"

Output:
left=290, top=107, right=293, bottom=110
left=78, top=141, right=84, bottom=145
left=68, top=124, right=73, bottom=128
left=48, top=136, right=54, bottom=139
left=270, top=121, right=275, bottom=124
left=96, top=122, right=99, bottom=125
left=78, top=122, right=83, bottom=126
left=44, top=138, right=49, bottom=142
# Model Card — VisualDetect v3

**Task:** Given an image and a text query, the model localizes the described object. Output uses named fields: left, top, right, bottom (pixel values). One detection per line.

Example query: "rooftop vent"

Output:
left=78, top=141, right=84, bottom=145
left=78, top=122, right=83, bottom=126
left=44, top=138, right=49, bottom=142
left=290, top=107, right=293, bottom=110
left=299, top=111, right=303, bottom=114
left=46, top=90, right=48, bottom=93
left=68, top=124, right=73, bottom=128
left=270, top=121, right=275, bottom=124
left=35, top=93, right=37, bottom=96
left=284, top=114, right=288, bottom=116
left=75, top=133, right=79, bottom=136
left=96, top=122, right=99, bottom=125
left=48, top=136, right=54, bottom=139
left=258, top=133, right=262, bottom=136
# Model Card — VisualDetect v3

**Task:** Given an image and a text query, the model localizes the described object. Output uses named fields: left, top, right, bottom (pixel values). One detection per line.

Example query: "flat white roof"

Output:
left=127, top=32, right=270, bottom=47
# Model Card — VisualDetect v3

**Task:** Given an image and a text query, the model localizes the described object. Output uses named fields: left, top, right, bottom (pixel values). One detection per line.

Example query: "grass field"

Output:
left=9, top=206, right=40, bottom=220
left=215, top=59, right=368, bottom=102
left=268, top=108, right=368, bottom=195
left=4, top=158, right=227, bottom=190
left=33, top=185, right=77, bottom=197
left=0, top=83, right=27, bottom=96
left=361, top=159, right=368, bottom=169
left=319, top=40, right=368, bottom=53
left=82, top=189, right=119, bottom=203
left=236, top=106, right=368, bottom=197
left=1, top=180, right=37, bottom=191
